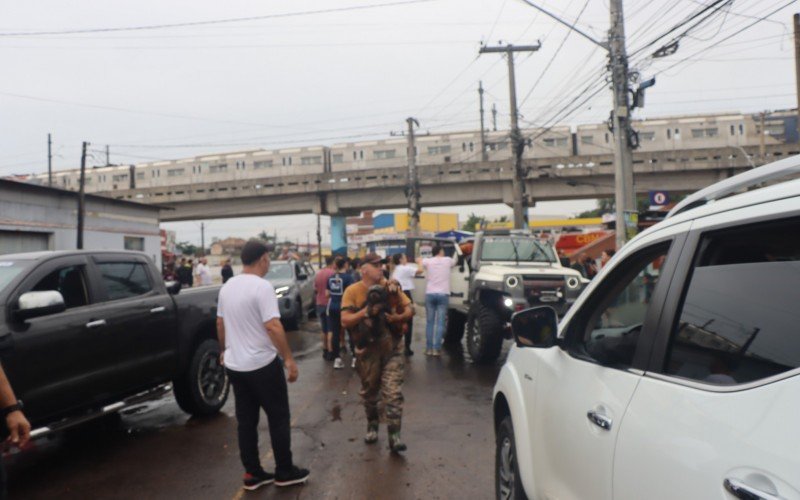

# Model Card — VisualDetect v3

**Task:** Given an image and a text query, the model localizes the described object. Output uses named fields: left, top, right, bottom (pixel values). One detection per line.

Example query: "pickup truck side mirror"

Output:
left=511, top=306, right=558, bottom=349
left=16, top=291, right=66, bottom=320
left=165, top=280, right=182, bottom=295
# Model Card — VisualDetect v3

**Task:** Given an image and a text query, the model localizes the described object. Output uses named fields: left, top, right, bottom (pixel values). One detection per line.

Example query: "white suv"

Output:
left=493, top=157, right=800, bottom=500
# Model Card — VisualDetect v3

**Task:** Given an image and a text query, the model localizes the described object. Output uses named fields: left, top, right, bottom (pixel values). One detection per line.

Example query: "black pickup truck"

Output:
left=0, top=250, right=228, bottom=435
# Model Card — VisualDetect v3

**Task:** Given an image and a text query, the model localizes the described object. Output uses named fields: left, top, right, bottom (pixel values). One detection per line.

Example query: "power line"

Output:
left=0, top=0, right=437, bottom=37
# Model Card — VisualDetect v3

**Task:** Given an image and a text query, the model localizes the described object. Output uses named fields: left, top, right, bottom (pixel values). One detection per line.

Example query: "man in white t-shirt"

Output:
left=196, top=258, right=213, bottom=286
left=217, top=240, right=309, bottom=490
left=418, top=245, right=457, bottom=356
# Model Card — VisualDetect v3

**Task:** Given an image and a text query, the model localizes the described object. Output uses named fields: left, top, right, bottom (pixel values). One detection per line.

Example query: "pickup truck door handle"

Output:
left=150, top=306, right=166, bottom=314
left=724, top=478, right=783, bottom=500
left=586, top=410, right=612, bottom=431
left=86, top=319, right=107, bottom=329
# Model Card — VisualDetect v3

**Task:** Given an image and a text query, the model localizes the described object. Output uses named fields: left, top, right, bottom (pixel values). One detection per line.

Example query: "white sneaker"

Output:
left=351, top=358, right=357, bottom=369
left=334, top=357, right=344, bottom=369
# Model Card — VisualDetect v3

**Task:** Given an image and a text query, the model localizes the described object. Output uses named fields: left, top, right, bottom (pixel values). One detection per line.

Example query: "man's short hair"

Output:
left=325, top=255, right=335, bottom=266
left=432, top=245, right=443, bottom=257
left=241, top=240, right=269, bottom=265
left=334, top=256, right=347, bottom=270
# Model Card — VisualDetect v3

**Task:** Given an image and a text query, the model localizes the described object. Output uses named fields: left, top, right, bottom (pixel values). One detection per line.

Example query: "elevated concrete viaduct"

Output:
left=101, top=144, right=797, bottom=223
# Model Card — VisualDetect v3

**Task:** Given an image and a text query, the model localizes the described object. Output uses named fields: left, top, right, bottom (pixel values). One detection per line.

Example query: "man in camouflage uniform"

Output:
left=341, top=253, right=414, bottom=453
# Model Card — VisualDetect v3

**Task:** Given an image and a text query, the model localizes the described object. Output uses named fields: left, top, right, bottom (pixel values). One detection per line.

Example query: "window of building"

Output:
left=254, top=160, right=273, bottom=169
left=580, top=135, right=594, bottom=145
left=374, top=150, right=396, bottom=160
left=301, top=156, right=322, bottom=165
left=167, top=168, right=185, bottom=177
left=664, top=219, right=800, bottom=385
left=98, top=262, right=152, bottom=301
left=575, top=244, right=670, bottom=369
left=427, top=145, right=452, bottom=155
left=332, top=154, right=344, bottom=163
left=209, top=164, right=228, bottom=174
left=31, top=265, right=89, bottom=309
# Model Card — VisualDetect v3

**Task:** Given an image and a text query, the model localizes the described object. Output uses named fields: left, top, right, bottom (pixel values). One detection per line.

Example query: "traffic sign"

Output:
left=649, top=190, right=670, bottom=206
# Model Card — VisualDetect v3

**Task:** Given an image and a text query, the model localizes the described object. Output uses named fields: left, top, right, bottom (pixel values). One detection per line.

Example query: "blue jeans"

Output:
left=425, top=293, right=449, bottom=350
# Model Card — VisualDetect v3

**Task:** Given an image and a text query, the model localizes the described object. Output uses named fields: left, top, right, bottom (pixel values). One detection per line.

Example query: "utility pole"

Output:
left=759, top=111, right=767, bottom=160
left=609, top=0, right=636, bottom=250
left=47, top=133, right=52, bottom=187
left=105, top=145, right=110, bottom=167
left=517, top=0, right=637, bottom=249
left=479, top=81, right=488, bottom=162
left=795, top=13, right=800, bottom=136
left=406, top=117, right=421, bottom=236
left=491, top=103, right=498, bottom=131
left=200, top=222, right=205, bottom=257
left=77, top=142, right=88, bottom=249
left=479, top=42, right=541, bottom=229
left=316, top=213, right=323, bottom=267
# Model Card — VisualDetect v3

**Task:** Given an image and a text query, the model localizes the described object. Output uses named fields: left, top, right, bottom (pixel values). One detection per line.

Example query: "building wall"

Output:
left=0, top=181, right=162, bottom=266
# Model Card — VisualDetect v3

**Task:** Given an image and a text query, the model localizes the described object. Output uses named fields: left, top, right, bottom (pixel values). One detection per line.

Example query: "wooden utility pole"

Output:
left=479, top=42, right=541, bottom=229
left=406, top=117, right=421, bottom=236
left=77, top=141, right=88, bottom=249
left=479, top=81, right=488, bottom=162
left=47, top=133, right=52, bottom=187
left=795, top=13, right=800, bottom=136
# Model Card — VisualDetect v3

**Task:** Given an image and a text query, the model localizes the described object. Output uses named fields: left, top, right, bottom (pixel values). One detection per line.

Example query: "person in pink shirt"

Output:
left=314, top=256, right=336, bottom=360
left=418, top=245, right=456, bottom=356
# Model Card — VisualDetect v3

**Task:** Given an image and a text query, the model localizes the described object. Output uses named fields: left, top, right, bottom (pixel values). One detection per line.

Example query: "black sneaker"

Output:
left=275, top=466, right=310, bottom=487
left=243, top=470, right=274, bottom=491
left=404, top=348, right=414, bottom=356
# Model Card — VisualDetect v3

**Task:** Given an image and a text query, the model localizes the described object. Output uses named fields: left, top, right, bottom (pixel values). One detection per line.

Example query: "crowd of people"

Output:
left=162, top=257, right=235, bottom=288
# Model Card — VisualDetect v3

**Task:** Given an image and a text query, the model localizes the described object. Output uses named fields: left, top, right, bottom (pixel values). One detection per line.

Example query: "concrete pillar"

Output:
left=331, top=215, right=348, bottom=256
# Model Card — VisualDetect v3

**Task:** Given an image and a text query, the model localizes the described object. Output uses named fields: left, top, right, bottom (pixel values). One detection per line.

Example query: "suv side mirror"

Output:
left=511, top=306, right=558, bottom=348
left=16, top=291, right=66, bottom=320
left=165, top=280, right=182, bottom=295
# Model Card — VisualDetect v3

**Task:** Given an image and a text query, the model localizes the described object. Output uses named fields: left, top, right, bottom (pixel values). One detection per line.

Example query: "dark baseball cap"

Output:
left=362, top=252, right=386, bottom=266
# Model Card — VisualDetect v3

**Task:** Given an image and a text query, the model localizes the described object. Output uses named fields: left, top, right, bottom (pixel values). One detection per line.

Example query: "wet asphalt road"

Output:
left=6, top=315, right=507, bottom=500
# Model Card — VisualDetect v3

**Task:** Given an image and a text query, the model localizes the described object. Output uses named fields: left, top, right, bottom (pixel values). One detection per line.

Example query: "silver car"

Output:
left=264, top=260, right=316, bottom=330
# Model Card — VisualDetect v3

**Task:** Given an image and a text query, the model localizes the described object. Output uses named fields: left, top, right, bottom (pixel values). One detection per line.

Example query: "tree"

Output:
left=176, top=241, right=198, bottom=255
left=462, top=212, right=486, bottom=232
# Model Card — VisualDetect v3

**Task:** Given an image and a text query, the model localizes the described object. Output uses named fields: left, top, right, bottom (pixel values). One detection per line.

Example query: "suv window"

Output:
left=575, top=244, right=670, bottom=369
left=98, top=262, right=152, bottom=301
left=32, top=265, right=89, bottom=309
left=665, top=219, right=800, bottom=385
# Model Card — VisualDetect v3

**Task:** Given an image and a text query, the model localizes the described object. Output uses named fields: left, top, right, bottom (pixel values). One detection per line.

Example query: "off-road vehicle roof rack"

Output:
left=667, top=155, right=800, bottom=218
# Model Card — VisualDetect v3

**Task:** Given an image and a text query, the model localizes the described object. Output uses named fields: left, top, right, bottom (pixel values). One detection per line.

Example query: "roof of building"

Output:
left=0, top=178, right=170, bottom=211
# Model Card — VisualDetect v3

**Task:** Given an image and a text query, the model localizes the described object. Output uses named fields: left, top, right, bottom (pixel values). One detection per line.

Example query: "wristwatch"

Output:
left=0, top=401, right=23, bottom=418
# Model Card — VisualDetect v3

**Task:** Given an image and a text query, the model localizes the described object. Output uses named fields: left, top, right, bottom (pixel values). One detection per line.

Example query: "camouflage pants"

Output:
left=357, top=343, right=405, bottom=433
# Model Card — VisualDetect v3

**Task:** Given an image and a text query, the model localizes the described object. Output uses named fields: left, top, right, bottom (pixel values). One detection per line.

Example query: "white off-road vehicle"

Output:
left=445, top=230, right=587, bottom=364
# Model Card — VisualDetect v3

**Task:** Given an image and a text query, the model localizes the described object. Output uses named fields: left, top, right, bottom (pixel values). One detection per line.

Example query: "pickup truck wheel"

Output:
left=173, top=339, right=230, bottom=416
left=467, top=304, right=504, bottom=364
left=496, top=416, right=527, bottom=500
left=444, top=310, right=466, bottom=345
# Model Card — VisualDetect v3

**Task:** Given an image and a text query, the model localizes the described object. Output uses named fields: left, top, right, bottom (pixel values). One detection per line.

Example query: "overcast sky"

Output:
left=0, top=0, right=796, bottom=245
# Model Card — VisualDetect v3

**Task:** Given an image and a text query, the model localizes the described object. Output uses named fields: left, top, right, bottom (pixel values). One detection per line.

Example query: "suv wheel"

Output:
left=496, top=416, right=527, bottom=500
left=173, top=339, right=230, bottom=416
left=444, top=310, right=466, bottom=345
left=467, top=304, right=504, bottom=364
left=285, top=299, right=302, bottom=331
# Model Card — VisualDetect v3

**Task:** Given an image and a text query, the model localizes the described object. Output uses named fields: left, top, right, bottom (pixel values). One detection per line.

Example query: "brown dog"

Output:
left=385, top=279, right=408, bottom=339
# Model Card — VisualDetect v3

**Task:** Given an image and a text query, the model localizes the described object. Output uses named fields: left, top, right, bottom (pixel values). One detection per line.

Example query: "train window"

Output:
left=428, top=145, right=451, bottom=155
left=469, top=142, right=474, bottom=152
left=332, top=154, right=343, bottom=163
left=254, top=160, right=273, bottom=169
left=604, top=133, right=609, bottom=143
left=282, top=158, right=286, bottom=166
left=730, top=125, right=735, bottom=136
left=462, top=143, right=466, bottom=152
left=580, top=135, right=594, bottom=145
left=359, top=151, right=364, bottom=160
left=640, top=132, right=655, bottom=141
left=674, top=128, right=681, bottom=137
left=667, top=129, right=671, bottom=139
left=353, top=151, right=357, bottom=160
left=739, top=124, right=744, bottom=135
left=136, top=173, right=144, bottom=180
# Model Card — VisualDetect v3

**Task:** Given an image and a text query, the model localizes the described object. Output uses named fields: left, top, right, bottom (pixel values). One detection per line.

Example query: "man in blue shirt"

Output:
left=327, top=256, right=354, bottom=369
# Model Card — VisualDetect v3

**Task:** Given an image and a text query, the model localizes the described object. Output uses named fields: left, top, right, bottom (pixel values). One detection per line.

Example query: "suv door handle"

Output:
left=150, top=306, right=166, bottom=314
left=86, top=319, right=107, bottom=329
left=724, top=478, right=783, bottom=500
left=586, top=410, right=612, bottom=430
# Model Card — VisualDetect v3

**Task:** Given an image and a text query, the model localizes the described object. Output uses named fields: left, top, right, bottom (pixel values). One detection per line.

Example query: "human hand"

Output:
left=284, top=358, right=299, bottom=383
left=219, top=351, right=225, bottom=366
left=6, top=411, right=31, bottom=449
left=385, top=313, right=401, bottom=323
